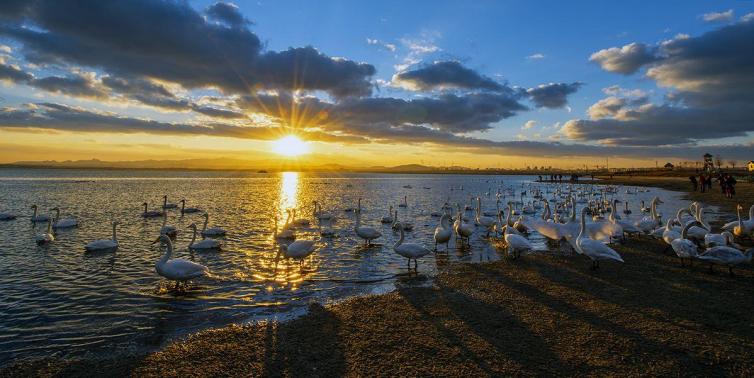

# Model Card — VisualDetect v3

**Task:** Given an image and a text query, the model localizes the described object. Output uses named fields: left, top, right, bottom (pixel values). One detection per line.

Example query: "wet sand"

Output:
left=5, top=176, right=754, bottom=377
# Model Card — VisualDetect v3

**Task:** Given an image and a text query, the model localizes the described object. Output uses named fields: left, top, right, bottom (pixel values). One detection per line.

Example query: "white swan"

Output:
left=502, top=219, right=532, bottom=259
left=188, top=223, right=221, bottom=250
left=30, top=204, right=50, bottom=223
left=635, top=197, right=663, bottom=234
left=162, top=195, right=177, bottom=209
left=686, top=205, right=711, bottom=243
left=575, top=207, right=624, bottom=270
left=393, top=222, right=431, bottom=271
left=85, top=221, right=119, bottom=252
left=671, top=221, right=701, bottom=266
left=313, top=201, right=334, bottom=220
left=453, top=205, right=474, bottom=245
left=159, top=211, right=178, bottom=237
left=180, top=199, right=201, bottom=214
left=381, top=205, right=394, bottom=224
left=433, top=214, right=452, bottom=251
left=141, top=202, right=163, bottom=218
left=704, top=231, right=736, bottom=248
left=398, top=196, right=408, bottom=208
left=354, top=210, right=381, bottom=246
left=279, top=239, right=317, bottom=260
left=722, top=204, right=753, bottom=234
left=51, top=207, right=78, bottom=228
left=661, top=210, right=684, bottom=246
left=392, top=209, right=413, bottom=231
left=475, top=197, right=496, bottom=237
left=201, top=213, right=226, bottom=237
left=698, top=245, right=754, bottom=275
left=153, top=234, right=209, bottom=287
left=290, top=209, right=311, bottom=228
left=273, top=213, right=295, bottom=240
left=35, top=219, right=54, bottom=245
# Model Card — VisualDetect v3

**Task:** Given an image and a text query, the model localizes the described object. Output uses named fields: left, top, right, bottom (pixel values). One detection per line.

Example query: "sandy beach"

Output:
left=3, top=176, right=753, bottom=377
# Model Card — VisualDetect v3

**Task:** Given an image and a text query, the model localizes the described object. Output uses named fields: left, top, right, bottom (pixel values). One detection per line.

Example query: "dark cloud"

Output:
left=392, top=61, right=505, bottom=92
left=526, top=82, right=582, bottom=108
left=206, top=2, right=247, bottom=27
left=589, top=42, right=659, bottom=74
left=0, top=61, right=33, bottom=82
left=0, top=61, right=105, bottom=98
left=0, top=0, right=375, bottom=98
left=569, top=19, right=754, bottom=146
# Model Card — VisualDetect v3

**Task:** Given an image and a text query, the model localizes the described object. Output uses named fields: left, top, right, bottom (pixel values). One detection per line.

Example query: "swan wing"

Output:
left=164, top=259, right=208, bottom=278
left=579, top=238, right=623, bottom=262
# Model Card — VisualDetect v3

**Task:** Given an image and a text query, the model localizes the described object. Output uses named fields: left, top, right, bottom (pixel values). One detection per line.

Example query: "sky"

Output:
left=1, top=0, right=753, bottom=169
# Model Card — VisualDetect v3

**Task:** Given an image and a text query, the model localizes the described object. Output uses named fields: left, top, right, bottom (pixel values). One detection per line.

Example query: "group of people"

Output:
left=689, top=172, right=737, bottom=198
left=537, top=174, right=581, bottom=183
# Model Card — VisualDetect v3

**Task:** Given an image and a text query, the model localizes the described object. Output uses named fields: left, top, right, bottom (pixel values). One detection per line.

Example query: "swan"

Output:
left=188, top=223, right=221, bottom=250
left=278, top=239, right=317, bottom=261
left=502, top=219, right=532, bottom=259
left=381, top=206, right=394, bottom=224
left=313, top=201, right=334, bottom=220
left=290, top=209, right=311, bottom=227
left=635, top=197, right=663, bottom=234
left=162, top=195, right=177, bottom=209
left=201, top=213, right=226, bottom=237
left=398, top=196, right=408, bottom=208
left=354, top=210, right=381, bottom=246
left=640, top=200, right=650, bottom=213
left=391, top=209, right=414, bottom=231
left=393, top=222, right=431, bottom=271
left=623, top=201, right=632, bottom=215
left=159, top=211, right=178, bottom=237
left=180, top=199, right=201, bottom=214
left=727, top=204, right=753, bottom=238
left=704, top=231, right=736, bottom=249
left=318, top=222, right=336, bottom=237
left=0, top=210, right=16, bottom=220
left=454, top=205, right=474, bottom=246
left=153, top=234, right=209, bottom=288
left=575, top=207, right=624, bottom=270
left=273, top=213, right=295, bottom=240
left=141, top=202, right=163, bottom=218
left=475, top=197, right=496, bottom=237
left=85, top=221, right=119, bottom=252
left=661, top=209, right=686, bottom=246
left=433, top=214, right=452, bottom=251
left=722, top=204, right=754, bottom=234
left=51, top=207, right=78, bottom=228
left=35, top=219, right=54, bottom=245
left=698, top=246, right=754, bottom=275
left=30, top=204, right=50, bottom=223
left=671, top=221, right=701, bottom=266
left=686, top=205, right=711, bottom=243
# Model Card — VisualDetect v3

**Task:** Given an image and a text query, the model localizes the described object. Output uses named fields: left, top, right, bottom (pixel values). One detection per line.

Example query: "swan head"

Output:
left=142, top=202, right=148, bottom=206
left=111, top=220, right=119, bottom=226
left=31, top=204, right=37, bottom=209
left=188, top=223, right=197, bottom=230
left=180, top=199, right=186, bottom=204
left=151, top=234, right=172, bottom=245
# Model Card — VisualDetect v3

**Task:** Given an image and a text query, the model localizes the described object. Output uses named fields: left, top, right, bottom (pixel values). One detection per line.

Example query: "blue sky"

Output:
left=1, top=0, right=754, bottom=167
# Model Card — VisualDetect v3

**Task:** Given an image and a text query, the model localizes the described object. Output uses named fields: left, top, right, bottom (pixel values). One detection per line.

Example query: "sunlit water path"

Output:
left=0, top=169, right=694, bottom=364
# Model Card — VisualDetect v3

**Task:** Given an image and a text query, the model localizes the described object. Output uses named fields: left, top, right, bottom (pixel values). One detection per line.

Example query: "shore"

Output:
left=4, top=176, right=754, bottom=377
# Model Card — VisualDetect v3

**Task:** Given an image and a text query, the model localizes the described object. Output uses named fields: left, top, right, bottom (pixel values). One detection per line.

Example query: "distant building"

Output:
left=748, top=160, right=754, bottom=172
left=664, top=162, right=674, bottom=170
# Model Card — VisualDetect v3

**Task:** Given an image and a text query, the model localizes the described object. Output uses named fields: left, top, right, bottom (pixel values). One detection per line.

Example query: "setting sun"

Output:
left=272, top=135, right=310, bottom=157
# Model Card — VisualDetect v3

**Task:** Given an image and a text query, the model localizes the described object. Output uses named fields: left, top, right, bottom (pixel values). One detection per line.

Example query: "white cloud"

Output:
left=366, top=38, right=396, bottom=52
left=0, top=45, right=11, bottom=54
left=522, top=120, right=536, bottom=130
left=526, top=53, right=545, bottom=60
left=741, top=13, right=754, bottom=22
left=702, top=9, right=734, bottom=23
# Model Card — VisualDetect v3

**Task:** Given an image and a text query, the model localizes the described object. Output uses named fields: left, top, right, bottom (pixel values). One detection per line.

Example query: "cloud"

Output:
left=392, top=61, right=505, bottom=92
left=526, top=82, right=582, bottom=108
left=366, top=38, right=396, bottom=52
left=589, top=42, right=659, bottom=74
left=522, top=120, right=536, bottom=130
left=0, top=0, right=375, bottom=98
left=742, top=13, right=754, bottom=22
left=526, top=53, right=545, bottom=60
left=702, top=9, right=734, bottom=23
left=0, top=61, right=106, bottom=98
left=205, top=2, right=248, bottom=27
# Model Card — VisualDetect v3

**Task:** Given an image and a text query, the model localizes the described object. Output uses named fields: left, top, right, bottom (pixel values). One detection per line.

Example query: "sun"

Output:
left=272, top=135, right=310, bottom=157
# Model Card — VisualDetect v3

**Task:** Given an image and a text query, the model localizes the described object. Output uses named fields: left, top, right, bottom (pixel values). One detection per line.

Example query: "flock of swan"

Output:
left=3, top=182, right=754, bottom=291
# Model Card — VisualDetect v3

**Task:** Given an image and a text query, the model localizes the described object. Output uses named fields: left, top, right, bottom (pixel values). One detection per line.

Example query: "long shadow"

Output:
left=397, top=284, right=575, bottom=375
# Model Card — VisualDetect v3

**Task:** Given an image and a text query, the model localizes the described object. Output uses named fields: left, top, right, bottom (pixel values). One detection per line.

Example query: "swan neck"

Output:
left=578, top=209, right=586, bottom=240
left=158, top=238, right=173, bottom=268
left=112, top=223, right=117, bottom=241
left=54, top=208, right=60, bottom=221
left=202, top=216, right=208, bottom=232
left=189, top=227, right=197, bottom=246
left=681, top=221, right=695, bottom=239
left=394, top=225, right=405, bottom=248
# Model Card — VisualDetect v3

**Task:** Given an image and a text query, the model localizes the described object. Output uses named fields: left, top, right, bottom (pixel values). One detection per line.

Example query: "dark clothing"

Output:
left=689, top=176, right=698, bottom=191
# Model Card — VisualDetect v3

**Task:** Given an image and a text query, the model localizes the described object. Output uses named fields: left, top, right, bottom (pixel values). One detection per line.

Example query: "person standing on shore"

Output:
left=689, top=175, right=698, bottom=191
left=706, top=174, right=713, bottom=191
left=725, top=174, right=737, bottom=199
left=699, top=174, right=706, bottom=193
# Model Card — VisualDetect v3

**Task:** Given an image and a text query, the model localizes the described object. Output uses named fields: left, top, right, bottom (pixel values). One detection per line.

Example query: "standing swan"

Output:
left=30, top=205, right=50, bottom=223
left=153, top=234, right=209, bottom=289
left=201, top=213, right=227, bottom=237
left=698, top=246, right=754, bottom=275
left=188, top=223, right=221, bottom=250
left=35, top=219, right=54, bottom=245
left=85, top=221, right=119, bottom=252
left=433, top=214, right=452, bottom=251
left=671, top=221, right=701, bottom=266
left=51, top=207, right=78, bottom=228
left=393, top=222, right=431, bottom=272
left=354, top=210, right=381, bottom=246
left=475, top=197, right=496, bottom=237
left=575, top=207, right=624, bottom=270
left=502, top=219, right=532, bottom=259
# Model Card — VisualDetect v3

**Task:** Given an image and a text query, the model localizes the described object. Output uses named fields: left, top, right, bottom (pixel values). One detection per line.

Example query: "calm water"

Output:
left=0, top=169, right=692, bottom=364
